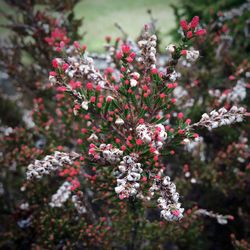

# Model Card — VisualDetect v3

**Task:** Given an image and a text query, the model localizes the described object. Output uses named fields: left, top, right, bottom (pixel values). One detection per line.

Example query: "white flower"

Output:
left=115, top=185, right=125, bottom=194
left=115, top=117, right=124, bottom=125
left=115, top=155, right=143, bottom=198
left=72, top=193, right=87, bottom=214
left=131, top=72, right=140, bottom=79
left=138, top=40, right=147, bottom=47
left=162, top=176, right=171, bottom=186
left=88, top=133, right=98, bottom=141
left=197, top=106, right=246, bottom=130
left=183, top=138, right=190, bottom=144
left=49, top=75, right=57, bottom=85
left=151, top=35, right=157, bottom=41
left=81, top=101, right=89, bottom=110
left=20, top=202, right=29, bottom=210
left=190, top=178, right=197, bottom=183
left=186, top=50, right=200, bottom=62
left=130, top=79, right=138, bottom=87
left=150, top=47, right=156, bottom=54
left=73, top=108, right=78, bottom=116
left=118, top=165, right=126, bottom=173
left=230, top=106, right=238, bottom=112
left=98, top=81, right=105, bottom=88
left=166, top=44, right=176, bottom=54
left=169, top=70, right=179, bottom=82
left=154, top=175, right=184, bottom=221
left=26, top=152, right=79, bottom=180
left=67, top=70, right=76, bottom=78
left=49, top=182, right=71, bottom=208
left=106, top=95, right=114, bottom=101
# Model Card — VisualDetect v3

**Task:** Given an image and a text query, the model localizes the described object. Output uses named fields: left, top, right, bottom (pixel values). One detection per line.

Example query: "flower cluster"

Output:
left=50, top=49, right=106, bottom=89
left=88, top=144, right=123, bottom=164
left=45, top=28, right=70, bottom=49
left=191, top=106, right=246, bottom=130
left=138, top=28, right=157, bottom=70
left=195, top=209, right=234, bottom=225
left=182, top=49, right=200, bottom=63
left=180, top=16, right=207, bottom=38
left=150, top=176, right=184, bottom=221
left=115, top=155, right=143, bottom=199
left=136, top=123, right=167, bottom=152
left=209, top=78, right=247, bottom=104
left=24, top=12, right=247, bottom=232
left=49, top=181, right=72, bottom=208
left=26, top=151, right=79, bottom=180
left=71, top=192, right=87, bottom=215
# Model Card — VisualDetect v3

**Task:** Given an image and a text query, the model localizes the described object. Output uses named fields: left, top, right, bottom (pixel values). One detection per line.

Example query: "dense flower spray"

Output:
left=26, top=16, right=247, bottom=224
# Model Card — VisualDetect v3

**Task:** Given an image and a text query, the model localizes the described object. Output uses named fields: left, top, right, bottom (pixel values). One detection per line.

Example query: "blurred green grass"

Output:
left=0, top=0, right=178, bottom=52
left=74, top=0, right=178, bottom=52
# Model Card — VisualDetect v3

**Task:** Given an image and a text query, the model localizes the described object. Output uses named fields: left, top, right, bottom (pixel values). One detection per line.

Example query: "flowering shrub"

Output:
left=37, top=16, right=218, bottom=221
left=169, top=1, right=250, bottom=248
left=0, top=1, right=249, bottom=249
left=20, top=13, right=247, bottom=247
left=0, top=0, right=82, bottom=127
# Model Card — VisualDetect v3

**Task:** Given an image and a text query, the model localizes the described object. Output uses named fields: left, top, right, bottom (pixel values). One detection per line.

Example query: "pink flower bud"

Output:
left=77, top=139, right=83, bottom=145
left=180, top=20, right=189, bottom=31
left=62, top=63, right=69, bottom=71
left=86, top=82, right=93, bottom=90
left=187, top=31, right=193, bottom=38
left=151, top=68, right=158, bottom=74
left=136, top=139, right=143, bottom=145
left=130, top=52, right=136, bottom=58
left=121, top=44, right=130, bottom=54
left=190, top=16, right=199, bottom=29
left=52, top=59, right=59, bottom=68
left=177, top=112, right=184, bottom=119
left=195, top=29, right=207, bottom=36
left=126, top=57, right=133, bottom=63
left=49, top=71, right=57, bottom=76
left=116, top=51, right=123, bottom=60
left=181, top=50, right=187, bottom=56
left=73, top=41, right=80, bottom=49
left=90, top=96, right=96, bottom=103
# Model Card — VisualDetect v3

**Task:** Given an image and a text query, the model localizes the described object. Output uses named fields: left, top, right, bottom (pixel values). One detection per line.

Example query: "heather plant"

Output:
left=42, top=16, right=210, bottom=221
left=167, top=1, right=250, bottom=248
left=169, top=1, right=249, bottom=121
left=19, top=15, right=248, bottom=249
left=0, top=2, right=249, bottom=249
left=0, top=0, right=82, bottom=127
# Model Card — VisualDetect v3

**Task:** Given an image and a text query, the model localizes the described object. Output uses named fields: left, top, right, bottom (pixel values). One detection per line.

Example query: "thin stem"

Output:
left=127, top=198, right=140, bottom=250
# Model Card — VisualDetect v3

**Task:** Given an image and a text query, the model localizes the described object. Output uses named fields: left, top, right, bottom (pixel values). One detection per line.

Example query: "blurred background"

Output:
left=0, top=0, right=178, bottom=52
